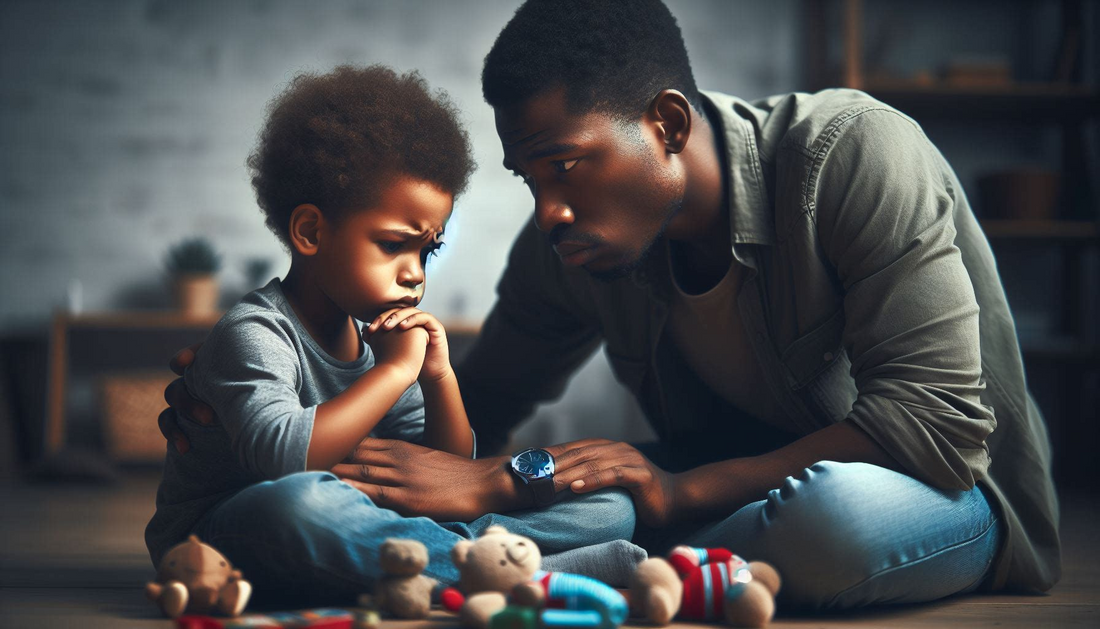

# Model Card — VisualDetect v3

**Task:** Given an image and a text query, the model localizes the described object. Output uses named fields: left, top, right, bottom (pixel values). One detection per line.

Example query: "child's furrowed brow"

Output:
left=377, top=227, right=444, bottom=242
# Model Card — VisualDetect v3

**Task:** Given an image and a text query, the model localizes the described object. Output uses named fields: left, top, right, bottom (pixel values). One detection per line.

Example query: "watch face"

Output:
left=512, top=448, right=554, bottom=480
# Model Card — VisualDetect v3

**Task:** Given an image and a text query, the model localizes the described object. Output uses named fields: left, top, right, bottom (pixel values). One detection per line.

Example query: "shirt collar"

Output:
left=700, top=90, right=775, bottom=248
left=632, top=90, right=774, bottom=294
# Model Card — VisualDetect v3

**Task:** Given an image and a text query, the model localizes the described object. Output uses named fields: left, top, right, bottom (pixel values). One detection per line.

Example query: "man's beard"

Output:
left=587, top=196, right=682, bottom=283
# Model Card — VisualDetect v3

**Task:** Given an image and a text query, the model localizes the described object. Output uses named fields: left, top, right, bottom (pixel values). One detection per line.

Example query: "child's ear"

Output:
left=288, top=204, right=323, bottom=256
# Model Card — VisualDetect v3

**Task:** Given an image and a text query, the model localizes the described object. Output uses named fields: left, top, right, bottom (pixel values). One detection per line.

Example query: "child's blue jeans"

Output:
left=192, top=460, right=1000, bottom=610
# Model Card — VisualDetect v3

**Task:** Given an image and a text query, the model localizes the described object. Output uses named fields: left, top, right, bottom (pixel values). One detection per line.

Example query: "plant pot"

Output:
left=174, top=274, right=219, bottom=316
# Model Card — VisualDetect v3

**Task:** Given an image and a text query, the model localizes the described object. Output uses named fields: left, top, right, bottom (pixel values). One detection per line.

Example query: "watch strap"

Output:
left=529, top=476, right=555, bottom=507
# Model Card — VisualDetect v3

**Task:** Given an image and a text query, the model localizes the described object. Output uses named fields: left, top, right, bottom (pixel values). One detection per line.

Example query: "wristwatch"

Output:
left=511, top=447, right=556, bottom=507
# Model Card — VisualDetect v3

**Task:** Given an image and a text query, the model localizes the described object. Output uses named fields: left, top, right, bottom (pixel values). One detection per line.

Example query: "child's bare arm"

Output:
left=306, top=326, right=428, bottom=470
left=368, top=307, right=474, bottom=457
left=419, top=369, right=474, bottom=457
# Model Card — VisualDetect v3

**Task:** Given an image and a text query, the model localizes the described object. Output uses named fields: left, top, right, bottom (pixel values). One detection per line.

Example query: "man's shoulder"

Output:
left=704, top=88, right=917, bottom=159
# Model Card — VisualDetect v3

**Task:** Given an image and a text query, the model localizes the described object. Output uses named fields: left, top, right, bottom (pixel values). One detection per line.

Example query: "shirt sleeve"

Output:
left=813, top=107, right=996, bottom=490
left=456, top=219, right=603, bottom=455
left=186, top=311, right=315, bottom=480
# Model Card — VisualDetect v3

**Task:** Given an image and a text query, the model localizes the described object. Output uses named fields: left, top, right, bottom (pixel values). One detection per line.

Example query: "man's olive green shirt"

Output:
left=458, top=89, right=1060, bottom=592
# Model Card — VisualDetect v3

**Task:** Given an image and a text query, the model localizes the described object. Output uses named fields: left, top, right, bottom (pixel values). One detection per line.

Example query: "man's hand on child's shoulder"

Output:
left=158, top=343, right=217, bottom=454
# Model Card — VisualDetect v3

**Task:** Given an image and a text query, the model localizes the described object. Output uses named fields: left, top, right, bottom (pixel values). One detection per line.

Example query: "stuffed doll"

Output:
left=443, top=525, right=627, bottom=629
left=373, top=538, right=438, bottom=619
left=145, top=534, right=251, bottom=618
left=629, top=546, right=781, bottom=628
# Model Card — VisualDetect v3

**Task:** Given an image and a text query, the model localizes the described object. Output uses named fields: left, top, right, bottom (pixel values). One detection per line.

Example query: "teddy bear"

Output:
left=443, top=525, right=628, bottom=629
left=629, top=546, right=781, bottom=628
left=372, top=538, right=438, bottom=619
left=145, top=534, right=252, bottom=618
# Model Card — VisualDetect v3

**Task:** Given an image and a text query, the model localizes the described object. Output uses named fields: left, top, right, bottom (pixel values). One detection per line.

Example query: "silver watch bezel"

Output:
left=510, top=447, right=555, bottom=484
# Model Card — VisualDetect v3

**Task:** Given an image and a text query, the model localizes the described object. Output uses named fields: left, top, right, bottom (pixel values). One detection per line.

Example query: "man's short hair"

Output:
left=248, top=65, right=475, bottom=247
left=481, top=0, right=702, bottom=119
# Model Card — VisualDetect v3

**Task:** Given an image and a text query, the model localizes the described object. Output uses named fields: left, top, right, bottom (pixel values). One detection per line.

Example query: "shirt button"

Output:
left=823, top=352, right=834, bottom=362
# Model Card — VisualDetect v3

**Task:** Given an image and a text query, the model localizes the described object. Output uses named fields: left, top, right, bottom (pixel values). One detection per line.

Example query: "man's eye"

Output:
left=512, top=171, right=533, bottom=187
left=379, top=241, right=403, bottom=254
left=552, top=159, right=580, bottom=174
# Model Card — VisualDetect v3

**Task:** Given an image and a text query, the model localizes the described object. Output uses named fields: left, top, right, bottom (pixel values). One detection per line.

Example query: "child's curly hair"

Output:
left=247, top=65, right=475, bottom=247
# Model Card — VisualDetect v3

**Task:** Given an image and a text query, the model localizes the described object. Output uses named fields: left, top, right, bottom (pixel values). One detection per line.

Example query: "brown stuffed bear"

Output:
left=448, top=525, right=543, bottom=628
left=374, top=538, right=438, bottom=619
left=145, top=534, right=251, bottom=618
left=629, top=547, right=781, bottom=628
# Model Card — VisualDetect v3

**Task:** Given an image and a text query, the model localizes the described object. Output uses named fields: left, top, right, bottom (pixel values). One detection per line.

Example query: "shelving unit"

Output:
left=44, top=310, right=221, bottom=456
left=805, top=0, right=1099, bottom=488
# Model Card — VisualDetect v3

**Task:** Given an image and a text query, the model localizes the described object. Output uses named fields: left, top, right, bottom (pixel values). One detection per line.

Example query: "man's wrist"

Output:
left=675, top=457, right=757, bottom=522
left=483, top=455, right=533, bottom=513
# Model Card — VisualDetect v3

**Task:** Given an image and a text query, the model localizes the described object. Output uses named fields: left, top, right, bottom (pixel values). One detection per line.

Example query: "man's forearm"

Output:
left=673, top=419, right=903, bottom=524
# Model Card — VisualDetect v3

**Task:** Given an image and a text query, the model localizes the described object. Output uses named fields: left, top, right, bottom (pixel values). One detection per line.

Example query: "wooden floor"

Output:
left=1, top=472, right=1097, bottom=628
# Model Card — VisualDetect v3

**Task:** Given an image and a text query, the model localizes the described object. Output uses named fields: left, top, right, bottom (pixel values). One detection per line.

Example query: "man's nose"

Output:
left=534, top=189, right=574, bottom=234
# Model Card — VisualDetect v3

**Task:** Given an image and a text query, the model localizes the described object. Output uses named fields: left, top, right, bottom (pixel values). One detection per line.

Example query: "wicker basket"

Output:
left=98, top=372, right=176, bottom=463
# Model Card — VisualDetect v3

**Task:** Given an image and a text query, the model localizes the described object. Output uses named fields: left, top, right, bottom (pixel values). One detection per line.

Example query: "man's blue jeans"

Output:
left=671, top=461, right=1003, bottom=610
left=192, top=460, right=1001, bottom=610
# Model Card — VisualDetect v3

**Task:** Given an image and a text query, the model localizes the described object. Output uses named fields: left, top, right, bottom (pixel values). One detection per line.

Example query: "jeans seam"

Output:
left=825, top=513, right=999, bottom=607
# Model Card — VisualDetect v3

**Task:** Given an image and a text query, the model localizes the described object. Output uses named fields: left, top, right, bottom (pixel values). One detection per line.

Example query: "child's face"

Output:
left=316, top=177, right=453, bottom=322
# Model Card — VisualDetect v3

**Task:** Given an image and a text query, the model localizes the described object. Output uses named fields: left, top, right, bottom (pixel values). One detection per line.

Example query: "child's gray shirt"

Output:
left=145, top=279, right=424, bottom=565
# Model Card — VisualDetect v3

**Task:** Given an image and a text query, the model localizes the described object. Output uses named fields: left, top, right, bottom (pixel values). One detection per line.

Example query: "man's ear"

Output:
left=646, top=89, right=692, bottom=155
left=288, top=204, right=323, bottom=256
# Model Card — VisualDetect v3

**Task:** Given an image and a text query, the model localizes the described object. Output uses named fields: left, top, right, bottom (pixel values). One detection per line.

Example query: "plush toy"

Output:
left=629, top=546, right=781, bottom=628
left=373, top=538, right=438, bottom=619
left=145, top=534, right=251, bottom=618
left=443, top=526, right=628, bottom=629
left=451, top=525, right=542, bottom=595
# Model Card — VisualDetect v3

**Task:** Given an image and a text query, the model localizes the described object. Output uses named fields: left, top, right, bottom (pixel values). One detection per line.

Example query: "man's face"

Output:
left=495, top=88, right=684, bottom=281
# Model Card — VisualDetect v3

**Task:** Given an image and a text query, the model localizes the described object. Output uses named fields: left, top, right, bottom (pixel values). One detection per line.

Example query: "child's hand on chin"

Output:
left=366, top=313, right=429, bottom=384
left=365, top=307, right=452, bottom=383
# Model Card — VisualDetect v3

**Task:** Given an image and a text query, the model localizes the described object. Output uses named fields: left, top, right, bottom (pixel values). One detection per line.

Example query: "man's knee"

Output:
left=758, top=461, right=896, bottom=608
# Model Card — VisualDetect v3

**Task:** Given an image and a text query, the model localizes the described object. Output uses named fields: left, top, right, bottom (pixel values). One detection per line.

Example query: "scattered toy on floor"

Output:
left=146, top=534, right=252, bottom=619
left=372, top=538, right=438, bottom=619
left=629, top=546, right=781, bottom=628
left=440, top=526, right=628, bottom=629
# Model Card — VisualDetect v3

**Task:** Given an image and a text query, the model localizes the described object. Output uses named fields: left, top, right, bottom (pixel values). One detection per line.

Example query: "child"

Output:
left=146, top=64, right=477, bottom=566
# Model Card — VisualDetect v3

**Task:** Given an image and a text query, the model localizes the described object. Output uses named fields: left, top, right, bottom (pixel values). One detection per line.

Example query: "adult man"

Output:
left=163, top=0, right=1059, bottom=609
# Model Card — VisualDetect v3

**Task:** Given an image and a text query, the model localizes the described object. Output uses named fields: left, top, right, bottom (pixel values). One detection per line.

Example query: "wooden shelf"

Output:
left=45, top=310, right=222, bottom=456
left=979, top=220, right=1099, bottom=241
left=862, top=81, right=1100, bottom=121
left=59, top=310, right=224, bottom=329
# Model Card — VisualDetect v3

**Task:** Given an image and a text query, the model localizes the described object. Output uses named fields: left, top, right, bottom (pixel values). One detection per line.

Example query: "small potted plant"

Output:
left=165, top=237, right=222, bottom=316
